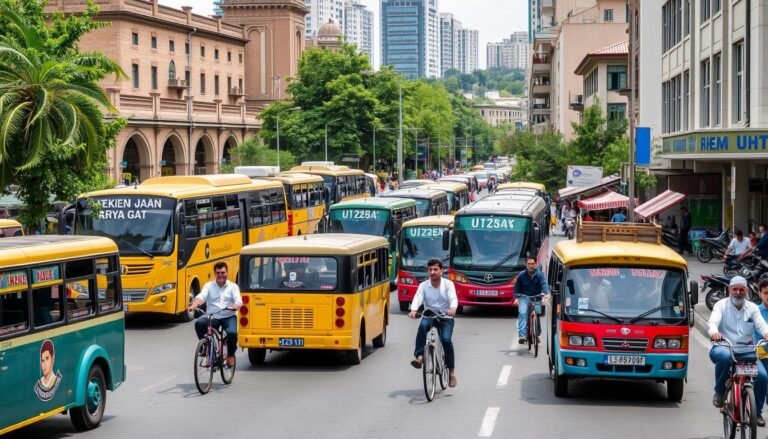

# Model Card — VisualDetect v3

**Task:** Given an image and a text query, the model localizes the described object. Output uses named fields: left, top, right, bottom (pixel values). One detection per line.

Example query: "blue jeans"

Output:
left=710, top=346, right=767, bottom=412
left=517, top=295, right=542, bottom=338
left=195, top=315, right=238, bottom=357
left=414, top=317, right=455, bottom=369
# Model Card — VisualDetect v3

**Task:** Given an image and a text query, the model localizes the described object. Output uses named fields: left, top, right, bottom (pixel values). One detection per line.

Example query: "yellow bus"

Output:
left=238, top=234, right=390, bottom=365
left=422, top=182, right=470, bottom=215
left=69, top=175, right=289, bottom=321
left=0, top=219, right=23, bottom=237
left=285, top=164, right=368, bottom=205
left=0, top=236, right=124, bottom=435
left=496, top=182, right=547, bottom=197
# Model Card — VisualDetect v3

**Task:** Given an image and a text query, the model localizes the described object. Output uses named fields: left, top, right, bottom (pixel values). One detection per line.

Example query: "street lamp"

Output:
left=325, top=118, right=341, bottom=162
left=276, top=106, right=301, bottom=170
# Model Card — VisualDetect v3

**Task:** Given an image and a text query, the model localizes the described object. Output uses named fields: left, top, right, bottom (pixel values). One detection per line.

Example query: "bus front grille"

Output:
left=601, top=337, right=649, bottom=352
left=270, top=308, right=315, bottom=329
left=465, top=272, right=513, bottom=286
left=123, top=289, right=149, bottom=302
left=123, top=264, right=154, bottom=276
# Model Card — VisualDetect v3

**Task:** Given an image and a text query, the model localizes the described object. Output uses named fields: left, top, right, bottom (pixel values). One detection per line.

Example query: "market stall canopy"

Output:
left=577, top=190, right=638, bottom=211
left=634, top=190, right=685, bottom=219
left=558, top=175, right=621, bottom=199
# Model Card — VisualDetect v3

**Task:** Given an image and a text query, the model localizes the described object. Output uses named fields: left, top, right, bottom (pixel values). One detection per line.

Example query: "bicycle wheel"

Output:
left=527, top=311, right=534, bottom=352
left=194, top=338, right=214, bottom=395
left=741, top=385, right=757, bottom=439
left=220, top=339, right=236, bottom=385
left=533, top=314, right=541, bottom=358
left=423, top=344, right=436, bottom=402
left=438, top=342, right=449, bottom=390
left=723, top=384, right=737, bottom=439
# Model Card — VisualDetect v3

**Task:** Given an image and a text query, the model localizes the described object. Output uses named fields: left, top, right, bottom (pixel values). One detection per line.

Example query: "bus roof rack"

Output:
left=234, top=166, right=279, bottom=177
left=576, top=219, right=662, bottom=245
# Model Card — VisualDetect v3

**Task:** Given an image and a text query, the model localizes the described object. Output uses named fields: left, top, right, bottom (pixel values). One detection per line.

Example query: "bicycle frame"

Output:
left=203, top=313, right=229, bottom=369
left=420, top=312, right=452, bottom=401
left=714, top=338, right=767, bottom=437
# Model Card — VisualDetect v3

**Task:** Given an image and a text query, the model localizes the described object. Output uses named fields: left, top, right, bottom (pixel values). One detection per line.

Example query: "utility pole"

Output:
left=628, top=0, right=637, bottom=221
left=397, top=82, right=403, bottom=184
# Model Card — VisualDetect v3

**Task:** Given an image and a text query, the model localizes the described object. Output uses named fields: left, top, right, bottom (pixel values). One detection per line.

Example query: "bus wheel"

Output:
left=456, top=305, right=464, bottom=315
left=399, top=301, right=409, bottom=312
left=248, top=348, right=267, bottom=366
left=667, top=379, right=684, bottom=402
left=554, top=363, right=568, bottom=397
left=70, top=364, right=106, bottom=431
left=372, top=320, right=387, bottom=348
left=347, top=330, right=364, bottom=365
left=178, top=285, right=198, bottom=323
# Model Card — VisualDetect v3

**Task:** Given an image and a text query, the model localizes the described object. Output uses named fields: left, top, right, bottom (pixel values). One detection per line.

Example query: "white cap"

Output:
left=730, top=276, right=748, bottom=288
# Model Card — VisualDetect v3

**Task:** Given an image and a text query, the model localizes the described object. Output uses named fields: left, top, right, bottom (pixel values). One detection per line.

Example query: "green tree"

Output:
left=568, top=99, right=628, bottom=168
left=0, top=0, right=125, bottom=230
left=497, top=129, right=567, bottom=192
left=221, top=136, right=296, bottom=172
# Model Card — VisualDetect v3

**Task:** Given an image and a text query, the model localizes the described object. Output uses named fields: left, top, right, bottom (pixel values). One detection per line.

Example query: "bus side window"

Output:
left=250, top=191, right=264, bottom=227
left=184, top=200, right=199, bottom=239
left=65, top=259, right=95, bottom=320
left=0, top=290, right=30, bottom=336
left=226, top=194, right=241, bottom=231
left=33, top=285, right=63, bottom=327
left=212, top=196, right=227, bottom=235
left=96, top=256, right=120, bottom=313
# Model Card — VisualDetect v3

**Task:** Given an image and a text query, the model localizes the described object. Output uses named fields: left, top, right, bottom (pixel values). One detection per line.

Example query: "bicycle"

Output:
left=516, top=293, right=546, bottom=358
left=713, top=338, right=767, bottom=439
left=418, top=310, right=453, bottom=402
left=193, top=309, right=237, bottom=395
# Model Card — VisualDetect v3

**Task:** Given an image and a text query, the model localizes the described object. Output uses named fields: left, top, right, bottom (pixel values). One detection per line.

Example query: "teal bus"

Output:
left=328, top=198, right=418, bottom=287
left=0, top=236, right=125, bottom=435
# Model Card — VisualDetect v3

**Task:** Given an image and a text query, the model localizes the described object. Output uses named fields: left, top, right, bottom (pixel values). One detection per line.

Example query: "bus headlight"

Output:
left=569, top=336, right=583, bottom=346
left=451, top=273, right=467, bottom=283
left=152, top=283, right=176, bottom=295
left=583, top=336, right=596, bottom=347
left=399, top=277, right=414, bottom=285
left=654, top=337, right=683, bottom=349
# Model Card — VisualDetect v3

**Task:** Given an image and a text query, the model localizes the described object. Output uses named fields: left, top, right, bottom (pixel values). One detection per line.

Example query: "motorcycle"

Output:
left=723, top=254, right=757, bottom=277
left=564, top=217, right=576, bottom=240
left=696, top=229, right=731, bottom=263
left=702, top=257, right=768, bottom=310
left=661, top=228, right=691, bottom=254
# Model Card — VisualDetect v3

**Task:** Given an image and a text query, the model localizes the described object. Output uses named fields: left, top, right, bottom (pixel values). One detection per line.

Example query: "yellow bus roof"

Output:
left=82, top=176, right=283, bottom=199
left=423, top=182, right=469, bottom=192
left=286, top=165, right=363, bottom=176
left=402, top=215, right=454, bottom=228
left=0, top=236, right=118, bottom=268
left=0, top=219, right=22, bottom=228
left=241, top=233, right=388, bottom=255
left=553, top=240, right=687, bottom=270
left=270, top=173, right=324, bottom=185
left=498, top=182, right=546, bottom=192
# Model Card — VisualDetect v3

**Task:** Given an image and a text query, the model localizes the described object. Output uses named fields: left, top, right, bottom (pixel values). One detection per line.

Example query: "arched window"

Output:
left=168, top=61, right=176, bottom=80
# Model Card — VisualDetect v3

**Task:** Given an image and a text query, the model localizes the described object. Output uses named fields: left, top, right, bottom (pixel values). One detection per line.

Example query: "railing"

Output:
left=229, top=87, right=246, bottom=97
left=532, top=54, right=550, bottom=64
left=569, top=94, right=584, bottom=107
left=168, top=78, right=189, bottom=88
left=577, top=220, right=662, bottom=245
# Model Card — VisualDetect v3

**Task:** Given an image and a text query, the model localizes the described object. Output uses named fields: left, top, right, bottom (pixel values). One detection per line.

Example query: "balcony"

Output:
left=229, top=87, right=246, bottom=97
left=167, top=78, right=189, bottom=89
left=569, top=94, right=584, bottom=111
left=532, top=81, right=551, bottom=96
left=532, top=54, right=551, bottom=73
left=532, top=103, right=550, bottom=116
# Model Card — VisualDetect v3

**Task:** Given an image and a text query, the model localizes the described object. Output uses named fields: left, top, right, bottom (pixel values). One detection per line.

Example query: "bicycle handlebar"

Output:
left=416, top=310, right=454, bottom=320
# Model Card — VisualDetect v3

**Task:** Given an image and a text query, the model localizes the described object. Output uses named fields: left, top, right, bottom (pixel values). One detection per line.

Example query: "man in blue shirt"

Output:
left=611, top=209, right=627, bottom=223
left=745, top=224, right=768, bottom=259
left=513, top=257, right=550, bottom=344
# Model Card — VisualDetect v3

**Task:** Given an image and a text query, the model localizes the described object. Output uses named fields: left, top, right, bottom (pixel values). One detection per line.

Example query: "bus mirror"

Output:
left=553, top=281, right=561, bottom=293
left=442, top=229, right=451, bottom=251
left=533, top=224, right=542, bottom=247
left=689, top=280, right=699, bottom=306
left=566, top=279, right=575, bottom=296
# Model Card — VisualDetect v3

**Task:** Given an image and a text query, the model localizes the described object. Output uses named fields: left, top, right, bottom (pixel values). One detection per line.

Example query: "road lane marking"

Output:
left=139, top=374, right=178, bottom=393
left=478, top=407, right=500, bottom=437
left=496, top=365, right=512, bottom=387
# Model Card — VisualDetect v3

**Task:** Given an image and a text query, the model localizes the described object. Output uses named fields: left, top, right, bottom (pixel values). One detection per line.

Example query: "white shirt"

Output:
left=410, top=278, right=458, bottom=314
left=728, top=238, right=751, bottom=256
left=708, top=298, right=768, bottom=344
left=196, top=279, right=242, bottom=318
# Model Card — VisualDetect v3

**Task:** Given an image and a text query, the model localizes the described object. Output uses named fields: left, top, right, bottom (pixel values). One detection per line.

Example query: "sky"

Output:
left=157, top=0, right=529, bottom=69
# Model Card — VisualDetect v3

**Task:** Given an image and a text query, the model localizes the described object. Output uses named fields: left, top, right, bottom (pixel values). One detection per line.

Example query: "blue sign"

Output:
left=635, top=127, right=651, bottom=166
left=416, top=144, right=427, bottom=160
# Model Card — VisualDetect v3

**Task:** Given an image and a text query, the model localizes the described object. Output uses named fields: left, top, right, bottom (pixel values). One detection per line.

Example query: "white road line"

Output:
left=478, top=407, right=500, bottom=437
left=139, top=374, right=178, bottom=393
left=496, top=365, right=512, bottom=388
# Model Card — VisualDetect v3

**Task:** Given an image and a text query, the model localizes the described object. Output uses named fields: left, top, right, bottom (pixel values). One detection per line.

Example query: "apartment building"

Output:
left=305, top=0, right=345, bottom=38
left=573, top=41, right=629, bottom=124
left=487, top=31, right=529, bottom=70
left=458, top=28, right=479, bottom=74
left=381, top=0, right=441, bottom=79
left=49, top=0, right=307, bottom=182
left=344, top=0, right=374, bottom=61
left=440, top=13, right=461, bottom=75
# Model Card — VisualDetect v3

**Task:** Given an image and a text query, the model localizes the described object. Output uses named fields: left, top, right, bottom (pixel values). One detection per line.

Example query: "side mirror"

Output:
left=553, top=281, right=561, bottom=293
left=689, top=280, right=699, bottom=306
left=533, top=224, right=542, bottom=247
left=442, top=229, right=451, bottom=251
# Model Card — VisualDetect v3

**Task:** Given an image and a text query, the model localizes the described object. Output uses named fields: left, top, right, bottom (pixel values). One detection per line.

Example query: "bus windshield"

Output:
left=401, top=226, right=449, bottom=271
left=414, top=199, right=431, bottom=217
left=246, top=256, right=338, bottom=291
left=452, top=216, right=530, bottom=270
left=330, top=208, right=391, bottom=238
left=563, top=267, right=687, bottom=324
left=75, top=196, right=176, bottom=257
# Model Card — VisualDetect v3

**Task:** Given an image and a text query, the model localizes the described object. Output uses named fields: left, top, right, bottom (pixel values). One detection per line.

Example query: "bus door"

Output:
left=0, top=287, right=33, bottom=427
left=239, top=196, right=249, bottom=246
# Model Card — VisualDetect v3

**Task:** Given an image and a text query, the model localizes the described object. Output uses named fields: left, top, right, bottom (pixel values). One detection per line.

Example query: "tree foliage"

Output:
left=220, top=135, right=296, bottom=173
left=432, top=67, right=526, bottom=96
left=0, top=0, right=125, bottom=230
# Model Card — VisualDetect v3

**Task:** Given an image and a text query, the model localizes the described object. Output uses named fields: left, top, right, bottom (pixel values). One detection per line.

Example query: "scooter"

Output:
left=696, top=229, right=731, bottom=263
left=564, top=217, right=576, bottom=240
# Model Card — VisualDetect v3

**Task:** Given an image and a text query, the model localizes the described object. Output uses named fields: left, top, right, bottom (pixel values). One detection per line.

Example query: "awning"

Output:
left=635, top=190, right=685, bottom=219
left=558, top=175, right=621, bottom=199
left=578, top=190, right=638, bottom=211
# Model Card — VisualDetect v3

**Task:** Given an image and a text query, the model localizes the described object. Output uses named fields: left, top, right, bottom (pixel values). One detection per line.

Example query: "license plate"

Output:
left=475, top=290, right=499, bottom=296
left=279, top=338, right=304, bottom=347
left=123, top=294, right=131, bottom=302
left=606, top=355, right=646, bottom=366
left=736, top=364, right=759, bottom=377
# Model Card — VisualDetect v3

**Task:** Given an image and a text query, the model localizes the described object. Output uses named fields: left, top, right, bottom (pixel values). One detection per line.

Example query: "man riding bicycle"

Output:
left=409, top=258, right=458, bottom=388
left=513, top=257, right=550, bottom=345
left=188, top=261, right=242, bottom=368
left=708, top=276, right=768, bottom=426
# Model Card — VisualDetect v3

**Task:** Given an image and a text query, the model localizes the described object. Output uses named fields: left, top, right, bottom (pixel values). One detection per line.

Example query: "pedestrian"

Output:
left=678, top=206, right=691, bottom=255
left=751, top=231, right=759, bottom=248
left=611, top=208, right=627, bottom=223
left=584, top=211, right=594, bottom=222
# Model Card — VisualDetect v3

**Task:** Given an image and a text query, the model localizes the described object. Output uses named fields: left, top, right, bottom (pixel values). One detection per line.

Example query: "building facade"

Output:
left=476, top=103, right=528, bottom=129
left=343, top=0, right=374, bottom=62
left=381, top=0, right=440, bottom=79
left=304, top=0, right=344, bottom=38
left=49, top=0, right=307, bottom=182
left=529, top=0, right=554, bottom=42
left=573, top=40, right=629, bottom=124
left=439, top=13, right=461, bottom=76
left=458, top=28, right=478, bottom=74
left=528, top=0, right=628, bottom=140
left=487, top=31, right=529, bottom=70
left=656, top=0, right=766, bottom=233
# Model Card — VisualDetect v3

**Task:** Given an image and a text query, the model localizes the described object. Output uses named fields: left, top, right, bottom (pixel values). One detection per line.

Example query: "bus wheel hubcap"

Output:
left=86, top=379, right=102, bottom=413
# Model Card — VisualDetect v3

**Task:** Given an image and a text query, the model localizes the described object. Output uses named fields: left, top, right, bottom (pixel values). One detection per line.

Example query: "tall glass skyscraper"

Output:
left=381, top=0, right=440, bottom=79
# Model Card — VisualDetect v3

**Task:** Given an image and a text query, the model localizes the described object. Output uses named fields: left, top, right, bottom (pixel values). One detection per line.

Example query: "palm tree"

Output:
left=0, top=3, right=123, bottom=187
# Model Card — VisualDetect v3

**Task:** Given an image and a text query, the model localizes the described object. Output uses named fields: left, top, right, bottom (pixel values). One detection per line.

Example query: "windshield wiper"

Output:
left=629, top=306, right=678, bottom=323
left=119, top=239, right=154, bottom=259
left=576, top=308, right=624, bottom=324
left=489, top=251, right=520, bottom=271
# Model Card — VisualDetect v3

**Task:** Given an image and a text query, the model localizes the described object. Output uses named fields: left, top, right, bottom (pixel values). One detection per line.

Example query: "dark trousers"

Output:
left=414, top=317, right=455, bottom=369
left=195, top=315, right=238, bottom=357
left=678, top=228, right=690, bottom=254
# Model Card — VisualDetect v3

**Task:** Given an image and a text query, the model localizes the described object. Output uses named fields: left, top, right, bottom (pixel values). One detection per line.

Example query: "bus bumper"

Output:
left=123, top=289, right=176, bottom=314
left=557, top=349, right=688, bottom=380
left=455, top=283, right=516, bottom=307
left=239, top=333, right=355, bottom=351
left=397, top=283, right=419, bottom=304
